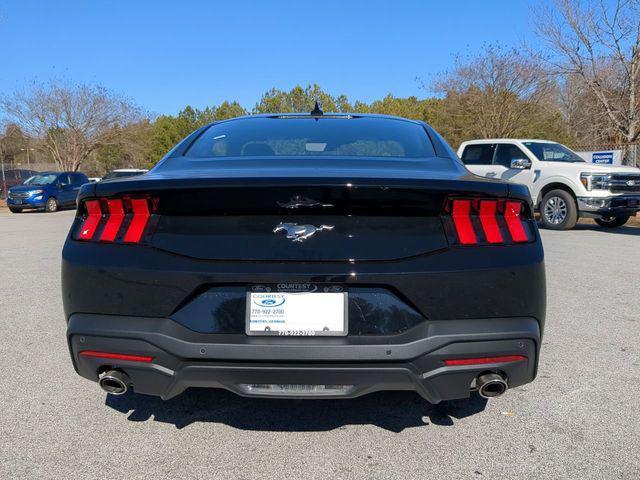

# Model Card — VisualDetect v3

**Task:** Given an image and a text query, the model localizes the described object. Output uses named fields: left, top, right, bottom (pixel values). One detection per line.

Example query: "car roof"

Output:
left=461, top=139, right=558, bottom=144
left=208, top=112, right=426, bottom=127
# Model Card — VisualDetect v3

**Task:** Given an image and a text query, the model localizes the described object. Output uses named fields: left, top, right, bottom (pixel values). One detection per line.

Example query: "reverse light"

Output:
left=75, top=196, right=157, bottom=244
left=443, top=355, right=527, bottom=366
left=79, top=350, right=154, bottom=363
left=445, top=198, right=533, bottom=246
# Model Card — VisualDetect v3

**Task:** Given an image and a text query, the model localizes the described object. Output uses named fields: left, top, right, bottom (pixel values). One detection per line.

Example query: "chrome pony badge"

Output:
left=273, top=222, right=334, bottom=242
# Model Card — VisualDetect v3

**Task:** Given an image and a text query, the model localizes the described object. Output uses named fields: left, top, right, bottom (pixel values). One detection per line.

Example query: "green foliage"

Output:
left=146, top=102, right=248, bottom=164
left=253, top=84, right=352, bottom=113
left=75, top=81, right=576, bottom=170
left=367, top=94, right=440, bottom=122
left=215, top=101, right=248, bottom=120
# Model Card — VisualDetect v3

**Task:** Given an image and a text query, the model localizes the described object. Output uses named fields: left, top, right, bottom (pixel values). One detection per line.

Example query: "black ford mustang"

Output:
left=62, top=109, right=545, bottom=403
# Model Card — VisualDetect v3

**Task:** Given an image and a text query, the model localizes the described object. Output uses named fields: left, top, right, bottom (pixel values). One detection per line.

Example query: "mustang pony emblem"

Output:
left=273, top=222, right=335, bottom=242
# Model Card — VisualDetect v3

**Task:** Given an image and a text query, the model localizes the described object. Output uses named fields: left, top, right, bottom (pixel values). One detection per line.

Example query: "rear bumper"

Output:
left=67, top=314, right=540, bottom=403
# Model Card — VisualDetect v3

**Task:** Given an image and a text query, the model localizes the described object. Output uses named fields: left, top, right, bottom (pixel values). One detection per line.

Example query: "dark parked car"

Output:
left=1, top=168, right=38, bottom=197
left=63, top=109, right=546, bottom=403
left=7, top=171, right=89, bottom=213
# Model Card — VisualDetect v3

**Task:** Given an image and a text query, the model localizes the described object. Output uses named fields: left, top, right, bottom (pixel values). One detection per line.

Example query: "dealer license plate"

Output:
left=246, top=285, right=347, bottom=336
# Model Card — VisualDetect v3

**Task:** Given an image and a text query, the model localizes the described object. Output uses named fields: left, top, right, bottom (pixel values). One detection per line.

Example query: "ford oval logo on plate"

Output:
left=253, top=294, right=286, bottom=308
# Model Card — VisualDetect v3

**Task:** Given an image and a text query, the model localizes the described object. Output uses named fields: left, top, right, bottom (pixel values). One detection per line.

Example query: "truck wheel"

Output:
left=9, top=207, right=21, bottom=213
left=594, top=215, right=630, bottom=228
left=540, top=189, right=578, bottom=230
left=45, top=197, right=58, bottom=213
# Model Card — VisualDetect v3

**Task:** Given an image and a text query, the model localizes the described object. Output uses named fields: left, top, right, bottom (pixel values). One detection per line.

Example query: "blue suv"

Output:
left=7, top=171, right=89, bottom=213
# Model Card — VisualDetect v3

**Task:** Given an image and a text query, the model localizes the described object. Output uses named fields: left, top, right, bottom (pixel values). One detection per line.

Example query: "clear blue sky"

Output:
left=1, top=0, right=540, bottom=115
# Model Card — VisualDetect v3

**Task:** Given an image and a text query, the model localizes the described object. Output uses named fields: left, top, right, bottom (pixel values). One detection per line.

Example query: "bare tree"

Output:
left=1, top=81, right=144, bottom=171
left=430, top=45, right=561, bottom=146
left=535, top=0, right=640, bottom=146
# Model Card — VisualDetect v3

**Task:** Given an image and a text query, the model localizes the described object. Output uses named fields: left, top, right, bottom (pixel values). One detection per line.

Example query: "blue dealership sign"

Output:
left=592, top=152, right=614, bottom=164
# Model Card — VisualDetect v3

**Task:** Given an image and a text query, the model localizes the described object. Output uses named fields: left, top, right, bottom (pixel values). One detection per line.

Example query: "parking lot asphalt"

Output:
left=0, top=209, right=639, bottom=480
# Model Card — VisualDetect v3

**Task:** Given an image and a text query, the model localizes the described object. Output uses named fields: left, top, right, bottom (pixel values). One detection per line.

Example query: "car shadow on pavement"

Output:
left=105, top=388, right=487, bottom=431
left=571, top=223, right=640, bottom=236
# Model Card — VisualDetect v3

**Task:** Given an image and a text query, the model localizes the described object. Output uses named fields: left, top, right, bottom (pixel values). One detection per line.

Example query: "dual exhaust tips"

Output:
left=98, top=370, right=130, bottom=396
left=476, top=373, right=508, bottom=399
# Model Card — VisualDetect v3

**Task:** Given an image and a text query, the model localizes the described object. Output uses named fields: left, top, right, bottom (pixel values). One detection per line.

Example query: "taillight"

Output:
left=451, top=199, right=477, bottom=245
left=74, top=196, right=157, bottom=244
left=99, top=199, right=125, bottom=242
left=444, top=198, right=534, bottom=246
left=77, top=200, right=102, bottom=240
left=123, top=198, right=150, bottom=243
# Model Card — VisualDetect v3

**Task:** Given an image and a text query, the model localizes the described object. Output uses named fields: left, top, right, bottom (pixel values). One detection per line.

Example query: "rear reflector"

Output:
left=79, top=350, right=154, bottom=363
left=443, top=355, right=527, bottom=366
left=445, top=198, right=533, bottom=246
left=75, top=196, right=156, bottom=244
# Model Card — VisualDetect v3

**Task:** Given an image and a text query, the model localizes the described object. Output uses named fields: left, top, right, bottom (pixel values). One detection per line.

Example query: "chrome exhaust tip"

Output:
left=476, top=373, right=508, bottom=399
left=98, top=370, right=130, bottom=395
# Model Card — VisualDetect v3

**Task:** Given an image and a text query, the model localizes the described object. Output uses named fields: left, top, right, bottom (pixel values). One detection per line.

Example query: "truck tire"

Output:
left=594, top=215, right=630, bottom=228
left=540, top=189, right=578, bottom=230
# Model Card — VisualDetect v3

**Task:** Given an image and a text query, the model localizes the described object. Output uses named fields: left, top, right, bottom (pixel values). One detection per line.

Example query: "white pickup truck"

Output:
left=457, top=139, right=640, bottom=230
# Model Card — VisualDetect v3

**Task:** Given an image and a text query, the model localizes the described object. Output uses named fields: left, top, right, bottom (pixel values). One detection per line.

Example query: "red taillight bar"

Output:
left=123, top=198, right=150, bottom=243
left=478, top=200, right=504, bottom=244
left=451, top=199, right=477, bottom=245
left=77, top=200, right=102, bottom=241
left=443, top=355, right=526, bottom=366
left=79, top=350, right=154, bottom=363
left=504, top=201, right=528, bottom=243
left=75, top=196, right=156, bottom=244
left=99, top=199, right=125, bottom=242
left=446, top=198, right=532, bottom=246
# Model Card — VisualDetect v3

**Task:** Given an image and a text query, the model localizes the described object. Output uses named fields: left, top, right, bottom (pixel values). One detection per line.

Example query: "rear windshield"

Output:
left=185, top=117, right=435, bottom=159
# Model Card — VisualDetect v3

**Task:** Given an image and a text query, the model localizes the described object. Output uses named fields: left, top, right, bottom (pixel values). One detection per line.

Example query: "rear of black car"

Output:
left=62, top=114, right=545, bottom=403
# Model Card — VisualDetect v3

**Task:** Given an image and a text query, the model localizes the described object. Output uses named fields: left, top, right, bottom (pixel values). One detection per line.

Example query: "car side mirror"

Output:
left=510, top=158, right=531, bottom=170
